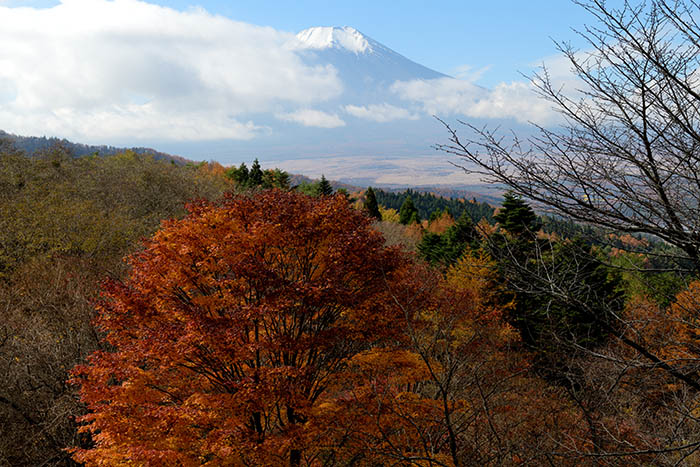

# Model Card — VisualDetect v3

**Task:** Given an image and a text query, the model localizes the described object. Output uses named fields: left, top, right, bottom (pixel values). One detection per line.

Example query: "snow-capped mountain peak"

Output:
left=288, top=25, right=447, bottom=102
left=293, top=26, right=373, bottom=54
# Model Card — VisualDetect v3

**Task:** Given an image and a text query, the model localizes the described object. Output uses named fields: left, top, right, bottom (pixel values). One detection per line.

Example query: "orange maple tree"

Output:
left=70, top=190, right=406, bottom=466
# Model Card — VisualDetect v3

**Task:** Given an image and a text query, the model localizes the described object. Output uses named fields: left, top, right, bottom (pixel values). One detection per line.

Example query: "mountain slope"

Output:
left=291, top=26, right=447, bottom=94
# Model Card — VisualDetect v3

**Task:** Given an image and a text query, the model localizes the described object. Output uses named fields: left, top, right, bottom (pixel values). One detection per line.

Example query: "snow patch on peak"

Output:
left=293, top=26, right=373, bottom=54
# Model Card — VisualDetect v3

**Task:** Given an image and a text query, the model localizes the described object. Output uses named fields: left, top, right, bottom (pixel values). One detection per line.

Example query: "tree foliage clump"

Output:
left=494, top=192, right=541, bottom=237
left=71, top=190, right=406, bottom=466
left=0, top=147, right=231, bottom=279
left=0, top=144, right=233, bottom=466
left=294, top=175, right=337, bottom=198
left=314, top=174, right=334, bottom=196
left=419, top=213, right=479, bottom=266
left=0, top=257, right=102, bottom=466
left=375, top=188, right=494, bottom=224
left=363, top=186, right=382, bottom=220
left=316, top=254, right=593, bottom=466
left=225, top=158, right=290, bottom=190
left=399, top=195, right=420, bottom=225
left=488, top=195, right=624, bottom=371
left=248, top=157, right=264, bottom=186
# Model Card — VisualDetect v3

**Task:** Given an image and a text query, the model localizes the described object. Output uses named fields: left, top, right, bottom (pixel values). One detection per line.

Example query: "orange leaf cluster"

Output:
left=425, top=211, right=455, bottom=235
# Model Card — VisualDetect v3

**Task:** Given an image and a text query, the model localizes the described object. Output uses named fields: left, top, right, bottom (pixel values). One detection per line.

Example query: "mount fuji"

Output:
left=139, top=26, right=536, bottom=188
left=291, top=26, right=447, bottom=95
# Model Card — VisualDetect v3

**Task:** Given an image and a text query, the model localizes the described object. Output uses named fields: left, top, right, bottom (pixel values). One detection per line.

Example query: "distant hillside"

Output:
left=0, top=131, right=504, bottom=207
left=0, top=130, right=189, bottom=164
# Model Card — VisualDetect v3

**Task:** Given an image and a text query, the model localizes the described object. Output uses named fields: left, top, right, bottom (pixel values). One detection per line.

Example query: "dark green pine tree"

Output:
left=363, top=187, right=382, bottom=220
left=489, top=193, right=622, bottom=383
left=417, top=232, right=448, bottom=265
left=508, top=239, right=623, bottom=377
left=249, top=158, right=263, bottom=187
left=261, top=170, right=275, bottom=189
left=272, top=169, right=290, bottom=190
left=399, top=195, right=420, bottom=225
left=225, top=162, right=249, bottom=187
left=443, top=213, right=478, bottom=261
left=494, top=192, right=541, bottom=236
left=315, top=175, right=333, bottom=196
left=418, top=213, right=478, bottom=266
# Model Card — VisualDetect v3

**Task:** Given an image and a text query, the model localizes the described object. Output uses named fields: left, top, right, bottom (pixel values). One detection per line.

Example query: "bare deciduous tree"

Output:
left=438, top=0, right=700, bottom=274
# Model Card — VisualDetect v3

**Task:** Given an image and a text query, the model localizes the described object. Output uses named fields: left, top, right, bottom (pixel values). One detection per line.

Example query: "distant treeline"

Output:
left=375, top=188, right=495, bottom=223
left=0, top=130, right=186, bottom=163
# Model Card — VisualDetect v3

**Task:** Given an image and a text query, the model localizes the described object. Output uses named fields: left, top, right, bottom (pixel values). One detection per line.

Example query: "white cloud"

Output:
left=344, top=103, right=419, bottom=122
left=0, top=0, right=342, bottom=142
left=452, top=64, right=491, bottom=82
left=391, top=77, right=560, bottom=125
left=277, top=109, right=345, bottom=128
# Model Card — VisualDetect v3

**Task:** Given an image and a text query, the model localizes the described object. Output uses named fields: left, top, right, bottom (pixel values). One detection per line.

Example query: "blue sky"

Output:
left=3, top=0, right=592, bottom=86
left=230, top=1, right=593, bottom=86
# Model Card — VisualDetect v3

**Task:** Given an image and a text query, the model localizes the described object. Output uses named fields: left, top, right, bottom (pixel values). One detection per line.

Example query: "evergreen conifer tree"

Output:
left=444, top=213, right=478, bottom=259
left=418, top=213, right=478, bottom=266
left=494, top=192, right=540, bottom=236
left=417, top=232, right=447, bottom=265
left=273, top=169, right=290, bottom=190
left=399, top=195, right=420, bottom=225
left=225, top=162, right=249, bottom=187
left=363, top=187, right=382, bottom=220
left=249, top=158, right=263, bottom=187
left=489, top=194, right=622, bottom=381
left=315, top=175, right=333, bottom=196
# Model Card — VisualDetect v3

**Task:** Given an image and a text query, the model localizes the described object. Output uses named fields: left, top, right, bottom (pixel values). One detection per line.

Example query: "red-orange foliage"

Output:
left=623, top=281, right=700, bottom=385
left=425, top=210, right=455, bottom=234
left=70, top=190, right=406, bottom=466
